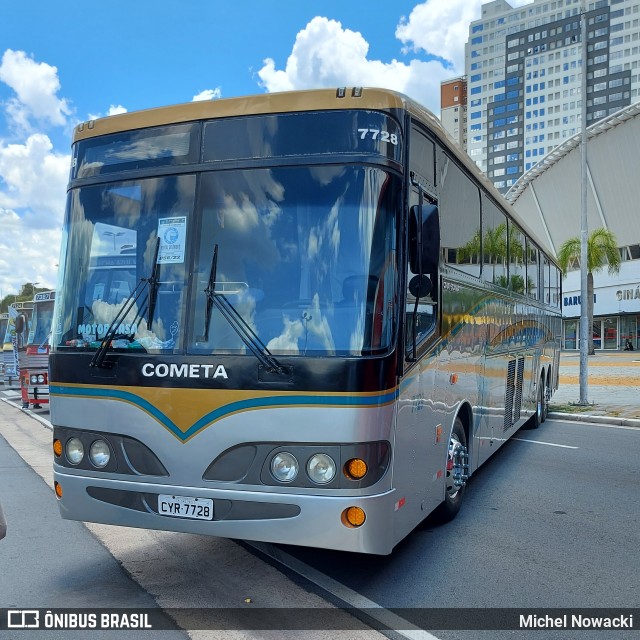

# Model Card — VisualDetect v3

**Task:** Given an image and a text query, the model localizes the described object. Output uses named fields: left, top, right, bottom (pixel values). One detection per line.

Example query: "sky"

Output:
left=0, top=0, right=532, bottom=299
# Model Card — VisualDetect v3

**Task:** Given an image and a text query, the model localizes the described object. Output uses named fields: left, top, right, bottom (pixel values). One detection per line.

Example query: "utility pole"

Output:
left=578, top=0, right=589, bottom=404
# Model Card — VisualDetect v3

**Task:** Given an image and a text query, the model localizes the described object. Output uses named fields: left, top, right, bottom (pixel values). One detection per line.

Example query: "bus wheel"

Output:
left=435, top=417, right=469, bottom=523
left=542, top=379, right=550, bottom=422
left=531, top=376, right=546, bottom=429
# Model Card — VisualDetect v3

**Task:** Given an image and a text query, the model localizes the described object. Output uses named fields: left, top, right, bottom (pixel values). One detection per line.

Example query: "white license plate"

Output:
left=158, top=494, right=213, bottom=520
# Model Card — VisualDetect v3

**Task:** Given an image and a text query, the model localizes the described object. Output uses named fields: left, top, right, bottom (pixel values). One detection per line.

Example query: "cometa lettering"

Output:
left=141, top=363, right=228, bottom=379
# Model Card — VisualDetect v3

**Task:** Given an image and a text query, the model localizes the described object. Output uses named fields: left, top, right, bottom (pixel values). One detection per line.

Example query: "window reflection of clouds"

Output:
left=194, top=166, right=397, bottom=356
left=56, top=176, right=194, bottom=351
left=266, top=294, right=335, bottom=355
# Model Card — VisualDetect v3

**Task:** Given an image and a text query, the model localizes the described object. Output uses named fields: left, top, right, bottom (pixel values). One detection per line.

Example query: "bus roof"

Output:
left=73, top=88, right=423, bottom=142
left=72, top=87, right=556, bottom=261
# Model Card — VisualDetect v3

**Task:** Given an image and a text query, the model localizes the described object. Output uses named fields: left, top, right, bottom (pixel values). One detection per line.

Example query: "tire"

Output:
left=542, top=378, right=550, bottom=423
left=530, top=375, right=546, bottom=429
left=434, top=417, right=469, bottom=523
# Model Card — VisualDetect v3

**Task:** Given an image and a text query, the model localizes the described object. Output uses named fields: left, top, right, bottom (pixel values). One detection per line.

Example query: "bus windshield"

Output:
left=54, top=165, right=399, bottom=357
left=29, top=300, right=55, bottom=346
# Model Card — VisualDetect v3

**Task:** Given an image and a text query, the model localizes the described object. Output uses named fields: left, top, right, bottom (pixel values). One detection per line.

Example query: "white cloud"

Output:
left=107, top=104, right=127, bottom=116
left=192, top=88, right=222, bottom=101
left=0, top=49, right=70, bottom=295
left=397, top=0, right=533, bottom=72
left=0, top=207, right=61, bottom=295
left=87, top=104, right=128, bottom=121
left=0, top=49, right=71, bottom=132
left=257, top=16, right=452, bottom=113
left=0, top=136, right=65, bottom=294
left=0, top=134, right=68, bottom=227
left=258, top=3, right=536, bottom=112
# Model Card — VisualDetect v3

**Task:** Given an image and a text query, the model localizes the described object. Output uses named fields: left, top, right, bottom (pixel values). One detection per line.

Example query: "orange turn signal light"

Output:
left=53, top=439, right=63, bottom=457
left=344, top=458, right=368, bottom=480
left=54, top=482, right=63, bottom=499
left=342, top=506, right=366, bottom=528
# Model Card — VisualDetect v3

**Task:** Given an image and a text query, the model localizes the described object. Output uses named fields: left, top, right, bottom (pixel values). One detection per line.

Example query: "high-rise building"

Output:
left=463, top=0, right=636, bottom=193
left=440, top=77, right=468, bottom=149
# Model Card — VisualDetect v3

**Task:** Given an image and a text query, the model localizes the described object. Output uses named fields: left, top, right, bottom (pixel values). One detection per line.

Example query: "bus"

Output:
left=50, top=88, right=561, bottom=555
left=0, top=313, right=7, bottom=385
left=20, top=291, right=56, bottom=409
left=3, top=301, right=33, bottom=388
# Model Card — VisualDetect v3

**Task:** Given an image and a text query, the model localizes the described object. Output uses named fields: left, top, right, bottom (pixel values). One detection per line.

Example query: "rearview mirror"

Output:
left=409, top=275, right=432, bottom=299
left=409, top=204, right=440, bottom=274
left=14, top=314, right=25, bottom=334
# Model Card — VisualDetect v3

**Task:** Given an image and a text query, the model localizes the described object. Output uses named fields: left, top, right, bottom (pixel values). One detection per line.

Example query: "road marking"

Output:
left=512, top=437, right=578, bottom=449
left=248, top=541, right=442, bottom=640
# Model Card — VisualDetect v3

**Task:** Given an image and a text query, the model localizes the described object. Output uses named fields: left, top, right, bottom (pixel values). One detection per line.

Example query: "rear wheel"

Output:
left=434, top=417, right=469, bottom=523
left=531, top=375, right=546, bottom=429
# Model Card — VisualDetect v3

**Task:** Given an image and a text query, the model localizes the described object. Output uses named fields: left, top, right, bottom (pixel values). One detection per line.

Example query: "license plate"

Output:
left=158, top=494, right=213, bottom=520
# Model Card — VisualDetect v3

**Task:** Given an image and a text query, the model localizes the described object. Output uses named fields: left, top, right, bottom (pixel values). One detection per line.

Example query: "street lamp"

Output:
left=103, top=231, right=125, bottom=250
left=578, top=0, right=589, bottom=405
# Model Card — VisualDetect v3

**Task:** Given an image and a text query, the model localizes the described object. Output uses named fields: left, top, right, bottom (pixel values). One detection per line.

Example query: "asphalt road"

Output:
left=273, top=416, right=640, bottom=639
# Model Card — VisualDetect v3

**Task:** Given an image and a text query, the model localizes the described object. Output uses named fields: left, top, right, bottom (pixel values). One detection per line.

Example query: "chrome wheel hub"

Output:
left=446, top=434, right=469, bottom=498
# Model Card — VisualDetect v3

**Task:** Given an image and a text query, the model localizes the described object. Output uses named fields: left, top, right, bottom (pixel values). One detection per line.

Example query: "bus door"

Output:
left=395, top=198, right=443, bottom=533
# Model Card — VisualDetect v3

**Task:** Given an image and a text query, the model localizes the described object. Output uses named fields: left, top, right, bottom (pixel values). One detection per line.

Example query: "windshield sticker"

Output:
left=158, top=216, right=187, bottom=264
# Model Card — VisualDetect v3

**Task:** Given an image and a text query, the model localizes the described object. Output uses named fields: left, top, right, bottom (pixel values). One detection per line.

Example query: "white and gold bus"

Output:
left=51, top=88, right=561, bottom=554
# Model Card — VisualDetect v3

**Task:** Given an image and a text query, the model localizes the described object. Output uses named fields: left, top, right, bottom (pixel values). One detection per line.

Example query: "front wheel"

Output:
left=434, top=417, right=469, bottom=523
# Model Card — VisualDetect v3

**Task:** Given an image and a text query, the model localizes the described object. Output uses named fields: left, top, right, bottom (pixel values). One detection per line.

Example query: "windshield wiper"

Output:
left=199, top=244, right=219, bottom=343
left=146, top=238, right=161, bottom=329
left=90, top=237, right=160, bottom=369
left=199, top=244, right=285, bottom=375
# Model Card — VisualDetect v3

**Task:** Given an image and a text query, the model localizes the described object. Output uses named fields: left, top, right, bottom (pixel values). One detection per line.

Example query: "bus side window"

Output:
left=439, top=153, right=481, bottom=278
left=406, top=125, right=440, bottom=358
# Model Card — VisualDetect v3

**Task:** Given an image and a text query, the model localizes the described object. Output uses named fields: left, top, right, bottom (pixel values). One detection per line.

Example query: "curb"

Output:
left=548, top=411, right=640, bottom=428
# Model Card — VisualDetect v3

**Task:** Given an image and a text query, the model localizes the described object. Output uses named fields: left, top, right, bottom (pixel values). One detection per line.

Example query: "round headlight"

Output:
left=37, top=374, right=45, bottom=383
left=270, top=452, right=299, bottom=483
left=307, top=453, right=336, bottom=484
left=89, top=440, right=111, bottom=468
left=65, top=437, right=84, bottom=465
left=30, top=374, right=38, bottom=384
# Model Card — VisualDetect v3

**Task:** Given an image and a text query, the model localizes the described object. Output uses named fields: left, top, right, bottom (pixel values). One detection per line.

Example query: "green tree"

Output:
left=0, top=282, right=47, bottom=313
left=557, top=228, right=621, bottom=355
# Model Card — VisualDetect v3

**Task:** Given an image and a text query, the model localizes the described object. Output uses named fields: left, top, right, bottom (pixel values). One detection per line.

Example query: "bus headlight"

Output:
left=89, top=440, right=111, bottom=468
left=37, top=374, right=45, bottom=384
left=270, top=452, right=298, bottom=482
left=30, top=374, right=38, bottom=384
left=307, top=454, right=336, bottom=484
left=66, top=438, right=84, bottom=465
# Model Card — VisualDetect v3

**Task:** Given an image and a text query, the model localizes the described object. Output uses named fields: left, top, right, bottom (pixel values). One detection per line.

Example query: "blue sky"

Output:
left=0, top=0, right=531, bottom=298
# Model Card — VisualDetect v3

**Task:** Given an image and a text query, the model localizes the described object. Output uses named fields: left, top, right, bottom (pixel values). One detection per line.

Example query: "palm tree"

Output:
left=557, top=228, right=621, bottom=355
left=458, top=223, right=508, bottom=283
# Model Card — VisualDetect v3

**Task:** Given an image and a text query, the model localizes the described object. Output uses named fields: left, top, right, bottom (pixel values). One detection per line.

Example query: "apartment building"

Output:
left=463, top=0, right=638, bottom=192
left=440, top=77, right=468, bottom=148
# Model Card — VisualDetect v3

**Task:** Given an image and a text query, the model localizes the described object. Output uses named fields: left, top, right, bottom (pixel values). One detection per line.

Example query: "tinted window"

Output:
left=73, top=124, right=199, bottom=179
left=439, top=154, right=481, bottom=277
left=203, top=111, right=402, bottom=163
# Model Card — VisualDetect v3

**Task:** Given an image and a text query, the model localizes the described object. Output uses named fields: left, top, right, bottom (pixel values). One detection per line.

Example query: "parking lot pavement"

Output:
left=551, top=350, right=640, bottom=423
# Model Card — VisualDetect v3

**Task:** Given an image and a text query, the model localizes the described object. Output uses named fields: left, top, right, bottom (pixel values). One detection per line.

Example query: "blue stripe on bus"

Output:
left=49, top=384, right=398, bottom=441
